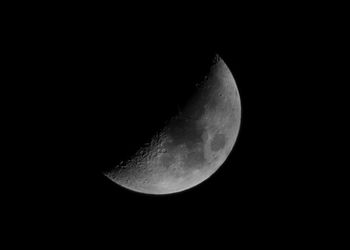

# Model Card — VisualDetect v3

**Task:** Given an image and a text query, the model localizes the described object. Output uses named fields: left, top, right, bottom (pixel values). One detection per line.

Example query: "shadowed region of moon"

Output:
left=104, top=55, right=241, bottom=194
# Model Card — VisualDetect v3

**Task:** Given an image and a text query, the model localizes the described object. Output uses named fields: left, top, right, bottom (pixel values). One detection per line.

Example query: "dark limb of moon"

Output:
left=104, top=55, right=241, bottom=194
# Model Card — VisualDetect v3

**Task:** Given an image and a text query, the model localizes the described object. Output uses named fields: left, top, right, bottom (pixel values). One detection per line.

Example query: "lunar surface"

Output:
left=105, top=55, right=241, bottom=194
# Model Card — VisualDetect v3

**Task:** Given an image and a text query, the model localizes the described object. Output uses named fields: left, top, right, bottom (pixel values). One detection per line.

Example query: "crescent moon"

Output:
left=105, top=55, right=241, bottom=194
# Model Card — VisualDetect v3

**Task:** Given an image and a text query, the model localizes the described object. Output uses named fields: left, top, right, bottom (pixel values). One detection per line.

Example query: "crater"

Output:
left=210, top=133, right=226, bottom=152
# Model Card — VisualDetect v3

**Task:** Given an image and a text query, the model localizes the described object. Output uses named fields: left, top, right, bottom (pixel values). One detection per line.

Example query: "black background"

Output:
left=7, top=5, right=334, bottom=245
left=50, top=27, right=300, bottom=231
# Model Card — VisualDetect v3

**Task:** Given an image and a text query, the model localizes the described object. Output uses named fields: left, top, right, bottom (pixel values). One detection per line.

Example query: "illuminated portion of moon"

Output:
left=105, top=55, right=241, bottom=194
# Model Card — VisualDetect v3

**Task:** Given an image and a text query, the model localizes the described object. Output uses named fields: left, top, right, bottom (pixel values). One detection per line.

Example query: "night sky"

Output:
left=43, top=26, right=303, bottom=227
left=12, top=11, right=325, bottom=243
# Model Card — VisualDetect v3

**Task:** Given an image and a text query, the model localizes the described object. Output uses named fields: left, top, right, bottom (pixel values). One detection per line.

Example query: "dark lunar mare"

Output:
left=210, top=133, right=227, bottom=152
left=162, top=116, right=207, bottom=170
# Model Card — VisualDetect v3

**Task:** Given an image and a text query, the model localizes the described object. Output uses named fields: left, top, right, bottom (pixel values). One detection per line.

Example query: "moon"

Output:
left=104, top=55, right=241, bottom=194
